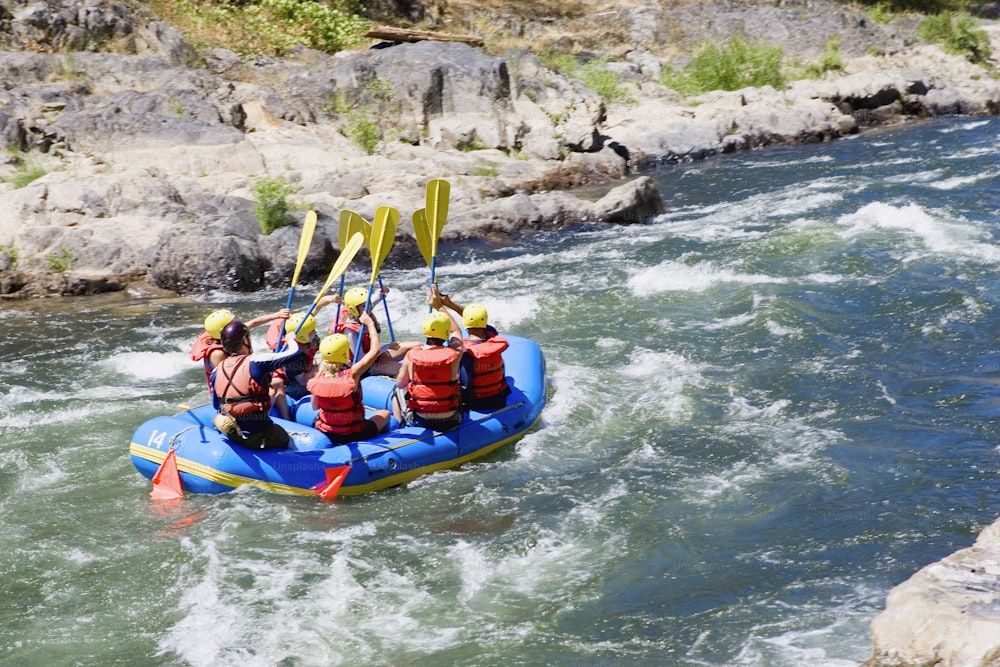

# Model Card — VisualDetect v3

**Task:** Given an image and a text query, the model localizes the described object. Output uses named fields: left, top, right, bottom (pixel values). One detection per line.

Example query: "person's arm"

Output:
left=395, top=355, right=411, bottom=389
left=344, top=326, right=360, bottom=354
left=209, top=370, right=221, bottom=410
left=246, top=308, right=291, bottom=330
left=314, top=294, right=341, bottom=316
left=248, top=339, right=302, bottom=383
left=370, top=283, right=389, bottom=308
left=351, top=312, right=382, bottom=377
left=442, top=294, right=466, bottom=317
left=439, top=307, right=463, bottom=347
left=430, top=284, right=464, bottom=317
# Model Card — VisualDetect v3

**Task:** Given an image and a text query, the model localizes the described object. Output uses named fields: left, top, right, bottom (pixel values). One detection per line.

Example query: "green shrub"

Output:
left=539, top=51, right=580, bottom=76
left=579, top=59, right=632, bottom=104
left=472, top=163, right=499, bottom=177
left=147, top=0, right=371, bottom=56
left=7, top=150, right=46, bottom=188
left=330, top=76, right=399, bottom=154
left=11, top=163, right=46, bottom=189
left=0, top=245, right=19, bottom=271
left=47, top=248, right=72, bottom=273
left=864, top=2, right=896, bottom=24
left=251, top=176, right=300, bottom=234
left=539, top=52, right=632, bottom=104
left=661, top=36, right=786, bottom=96
left=798, top=37, right=844, bottom=79
left=344, top=114, right=381, bottom=154
left=918, top=11, right=992, bottom=63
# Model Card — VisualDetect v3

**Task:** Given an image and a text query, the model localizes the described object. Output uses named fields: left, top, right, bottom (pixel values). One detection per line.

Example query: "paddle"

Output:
left=292, top=231, right=365, bottom=340
left=416, top=179, right=450, bottom=310
left=150, top=448, right=183, bottom=500
left=335, top=210, right=372, bottom=329
left=425, top=179, right=449, bottom=288
left=352, top=205, right=399, bottom=362
left=276, top=210, right=317, bottom=351
left=412, top=208, right=432, bottom=267
left=371, top=206, right=399, bottom=342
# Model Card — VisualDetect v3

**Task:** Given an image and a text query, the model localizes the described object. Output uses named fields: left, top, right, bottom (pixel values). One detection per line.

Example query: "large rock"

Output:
left=590, top=176, right=664, bottom=224
left=0, top=0, right=197, bottom=65
left=0, top=1, right=997, bottom=297
left=864, top=517, right=1000, bottom=667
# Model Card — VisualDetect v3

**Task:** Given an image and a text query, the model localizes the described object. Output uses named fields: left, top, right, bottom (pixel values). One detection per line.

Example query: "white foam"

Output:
left=929, top=173, right=994, bottom=190
left=628, top=260, right=786, bottom=295
left=621, top=347, right=703, bottom=420
left=836, top=202, right=1000, bottom=263
left=98, top=351, right=191, bottom=380
left=884, top=168, right=944, bottom=184
left=766, top=320, right=803, bottom=338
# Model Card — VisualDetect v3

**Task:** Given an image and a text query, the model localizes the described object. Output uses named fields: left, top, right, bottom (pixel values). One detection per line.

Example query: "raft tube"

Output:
left=130, top=335, right=546, bottom=496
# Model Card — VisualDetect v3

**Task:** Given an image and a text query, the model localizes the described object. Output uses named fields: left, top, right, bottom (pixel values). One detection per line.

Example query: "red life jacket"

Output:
left=307, top=370, right=366, bottom=436
left=330, top=310, right=380, bottom=354
left=213, top=355, right=271, bottom=417
left=464, top=336, right=509, bottom=400
left=266, top=319, right=318, bottom=385
left=191, top=332, right=224, bottom=387
left=265, top=318, right=284, bottom=351
left=407, top=345, right=460, bottom=415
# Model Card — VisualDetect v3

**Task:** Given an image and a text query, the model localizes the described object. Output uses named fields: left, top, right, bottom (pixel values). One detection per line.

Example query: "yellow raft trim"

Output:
left=129, top=442, right=317, bottom=495
left=336, top=418, right=539, bottom=495
left=129, top=412, right=540, bottom=497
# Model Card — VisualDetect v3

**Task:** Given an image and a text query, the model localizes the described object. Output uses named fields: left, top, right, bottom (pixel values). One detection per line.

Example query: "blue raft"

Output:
left=130, top=335, right=546, bottom=496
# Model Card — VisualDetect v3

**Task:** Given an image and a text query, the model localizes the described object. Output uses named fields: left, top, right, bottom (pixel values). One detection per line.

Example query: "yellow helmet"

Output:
left=423, top=311, right=451, bottom=340
left=319, top=334, right=351, bottom=364
left=344, top=287, right=368, bottom=317
left=463, top=303, right=488, bottom=329
left=286, top=312, right=317, bottom=344
left=204, top=308, right=236, bottom=339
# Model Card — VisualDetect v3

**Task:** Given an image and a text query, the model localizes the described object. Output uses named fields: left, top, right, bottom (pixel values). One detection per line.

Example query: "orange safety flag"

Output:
left=317, top=466, right=351, bottom=501
left=150, top=449, right=184, bottom=501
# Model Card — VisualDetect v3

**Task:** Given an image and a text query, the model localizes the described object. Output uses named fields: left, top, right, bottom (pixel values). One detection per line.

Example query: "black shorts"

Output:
left=321, top=420, right=380, bottom=445
left=238, top=420, right=290, bottom=450
left=415, top=412, right=462, bottom=432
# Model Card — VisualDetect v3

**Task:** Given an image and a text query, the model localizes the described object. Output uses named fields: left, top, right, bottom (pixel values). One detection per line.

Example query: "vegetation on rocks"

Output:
left=10, top=162, right=46, bottom=189
left=251, top=176, right=300, bottom=234
left=918, top=10, right=994, bottom=63
left=144, top=0, right=371, bottom=56
left=661, top=37, right=786, bottom=97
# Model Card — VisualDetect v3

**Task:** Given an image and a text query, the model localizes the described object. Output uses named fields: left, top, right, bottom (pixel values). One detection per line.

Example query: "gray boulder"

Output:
left=590, top=176, right=665, bottom=224
left=864, top=516, right=1000, bottom=667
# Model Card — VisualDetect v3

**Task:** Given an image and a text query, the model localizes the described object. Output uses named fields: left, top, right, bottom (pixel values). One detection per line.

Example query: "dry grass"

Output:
left=446, top=0, right=647, bottom=56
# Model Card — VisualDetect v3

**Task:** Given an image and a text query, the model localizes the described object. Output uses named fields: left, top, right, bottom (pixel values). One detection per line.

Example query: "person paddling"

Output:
left=332, top=284, right=418, bottom=377
left=394, top=299, right=464, bottom=431
left=266, top=312, right=321, bottom=420
left=431, top=286, right=510, bottom=411
left=307, top=311, right=391, bottom=445
left=190, top=307, right=291, bottom=390
left=210, top=320, right=303, bottom=450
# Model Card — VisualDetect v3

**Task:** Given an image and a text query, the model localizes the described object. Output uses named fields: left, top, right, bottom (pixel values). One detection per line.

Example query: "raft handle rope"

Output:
left=348, top=401, right=526, bottom=466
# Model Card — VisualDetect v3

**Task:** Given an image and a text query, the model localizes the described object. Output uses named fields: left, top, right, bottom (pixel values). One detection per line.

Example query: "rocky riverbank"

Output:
left=863, top=515, right=1000, bottom=666
left=0, top=0, right=997, bottom=299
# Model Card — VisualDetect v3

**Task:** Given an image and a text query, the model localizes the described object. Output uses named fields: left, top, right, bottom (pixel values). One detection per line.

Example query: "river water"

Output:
left=2, top=116, right=999, bottom=666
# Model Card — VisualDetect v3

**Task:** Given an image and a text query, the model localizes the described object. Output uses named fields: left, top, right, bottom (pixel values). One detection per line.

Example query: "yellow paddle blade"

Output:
left=412, top=208, right=432, bottom=267
left=425, top=178, right=450, bottom=257
left=316, top=232, right=364, bottom=301
left=369, top=205, right=399, bottom=281
left=291, top=210, right=317, bottom=287
left=340, top=210, right=371, bottom=250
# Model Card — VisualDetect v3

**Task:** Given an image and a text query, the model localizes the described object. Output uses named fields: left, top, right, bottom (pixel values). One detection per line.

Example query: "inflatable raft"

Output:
left=130, top=335, right=546, bottom=497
